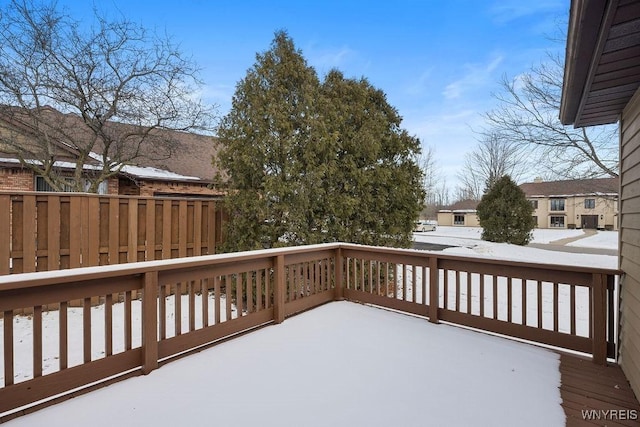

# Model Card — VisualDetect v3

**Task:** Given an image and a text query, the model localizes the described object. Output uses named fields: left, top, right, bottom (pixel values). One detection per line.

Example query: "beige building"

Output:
left=560, top=0, right=640, bottom=399
left=437, top=199, right=480, bottom=226
left=438, top=178, right=618, bottom=229
left=521, top=178, right=618, bottom=230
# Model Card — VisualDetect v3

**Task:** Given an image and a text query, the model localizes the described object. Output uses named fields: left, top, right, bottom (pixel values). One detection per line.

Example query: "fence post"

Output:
left=274, top=255, right=286, bottom=324
left=0, top=194, right=10, bottom=274
left=334, top=247, right=344, bottom=301
left=142, top=271, right=159, bottom=374
left=592, top=273, right=607, bottom=365
left=429, top=256, right=439, bottom=324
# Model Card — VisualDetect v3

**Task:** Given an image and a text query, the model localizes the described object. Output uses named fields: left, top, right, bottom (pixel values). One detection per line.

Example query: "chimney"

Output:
left=534, top=177, right=543, bottom=183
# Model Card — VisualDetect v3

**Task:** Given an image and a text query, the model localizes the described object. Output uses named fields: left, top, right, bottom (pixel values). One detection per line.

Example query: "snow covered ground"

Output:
left=2, top=227, right=618, bottom=426
left=413, top=226, right=618, bottom=269
left=5, top=302, right=565, bottom=427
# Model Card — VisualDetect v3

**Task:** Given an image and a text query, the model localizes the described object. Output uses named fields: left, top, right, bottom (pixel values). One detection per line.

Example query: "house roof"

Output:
left=560, top=0, right=640, bottom=127
left=439, top=199, right=480, bottom=212
left=0, top=106, right=221, bottom=183
left=519, top=177, right=619, bottom=197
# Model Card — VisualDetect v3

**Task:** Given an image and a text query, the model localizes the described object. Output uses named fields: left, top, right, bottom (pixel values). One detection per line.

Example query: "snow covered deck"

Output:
left=0, top=241, right=636, bottom=425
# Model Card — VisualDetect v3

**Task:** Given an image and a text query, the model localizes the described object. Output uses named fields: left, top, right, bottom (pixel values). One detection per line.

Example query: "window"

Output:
left=532, top=216, right=538, bottom=227
left=454, top=215, right=465, bottom=225
left=35, top=176, right=74, bottom=192
left=550, top=216, right=565, bottom=228
left=584, top=198, right=595, bottom=209
left=550, top=198, right=565, bottom=211
left=35, top=176, right=108, bottom=194
left=529, top=200, right=538, bottom=209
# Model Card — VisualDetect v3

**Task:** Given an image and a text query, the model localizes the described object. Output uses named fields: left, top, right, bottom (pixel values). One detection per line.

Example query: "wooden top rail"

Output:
left=0, top=243, right=344, bottom=290
left=0, top=190, right=221, bottom=201
left=0, top=242, right=620, bottom=290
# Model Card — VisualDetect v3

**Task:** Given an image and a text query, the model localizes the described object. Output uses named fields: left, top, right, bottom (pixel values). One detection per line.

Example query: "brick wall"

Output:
left=127, top=179, right=224, bottom=198
left=0, top=167, right=34, bottom=191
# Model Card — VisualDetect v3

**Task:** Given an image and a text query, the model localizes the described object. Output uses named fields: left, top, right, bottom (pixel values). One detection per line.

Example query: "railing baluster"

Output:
left=521, top=279, right=527, bottom=326
left=444, top=269, right=449, bottom=310
left=125, top=291, right=132, bottom=349
left=59, top=302, right=68, bottom=370
left=202, top=278, right=209, bottom=326
left=570, top=285, right=576, bottom=335
left=83, top=297, right=92, bottom=363
left=537, top=281, right=542, bottom=328
left=369, top=260, right=374, bottom=295
left=492, top=275, right=497, bottom=320
left=553, top=282, right=559, bottom=332
left=225, top=275, right=232, bottom=321
left=33, top=305, right=42, bottom=377
left=236, top=272, right=243, bottom=316
left=507, top=277, right=513, bottom=323
left=479, top=274, right=485, bottom=317
left=4, top=310, right=14, bottom=386
left=455, top=270, right=460, bottom=312
left=174, top=283, right=182, bottom=336
left=105, top=294, right=113, bottom=355
left=159, top=286, right=166, bottom=340
left=422, top=266, right=427, bottom=306
left=402, top=264, right=408, bottom=301
left=256, top=272, right=263, bottom=311
left=214, top=276, right=221, bottom=324
left=189, top=280, right=196, bottom=331
left=466, top=272, right=472, bottom=314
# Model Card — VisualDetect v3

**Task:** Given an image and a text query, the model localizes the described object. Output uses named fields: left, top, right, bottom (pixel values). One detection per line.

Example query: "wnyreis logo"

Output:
left=581, top=409, right=638, bottom=421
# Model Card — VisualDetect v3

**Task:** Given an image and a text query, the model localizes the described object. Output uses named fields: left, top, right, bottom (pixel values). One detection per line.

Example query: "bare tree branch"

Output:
left=0, top=0, right=216, bottom=192
left=482, top=53, right=618, bottom=180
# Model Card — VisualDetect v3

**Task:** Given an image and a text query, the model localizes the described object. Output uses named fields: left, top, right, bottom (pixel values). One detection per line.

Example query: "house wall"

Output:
left=0, top=167, right=33, bottom=191
left=119, top=178, right=223, bottom=198
left=529, top=195, right=618, bottom=230
left=436, top=211, right=453, bottom=226
left=619, top=87, right=640, bottom=399
left=1, top=167, right=119, bottom=194
left=436, top=211, right=479, bottom=227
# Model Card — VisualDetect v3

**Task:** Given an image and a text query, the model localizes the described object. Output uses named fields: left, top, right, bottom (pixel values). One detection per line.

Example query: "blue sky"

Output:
left=56, top=0, right=569, bottom=190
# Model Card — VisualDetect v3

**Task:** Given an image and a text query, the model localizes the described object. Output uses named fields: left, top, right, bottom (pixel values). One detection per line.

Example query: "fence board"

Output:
left=0, top=195, right=9, bottom=274
left=22, top=195, right=36, bottom=273
left=0, top=192, right=226, bottom=274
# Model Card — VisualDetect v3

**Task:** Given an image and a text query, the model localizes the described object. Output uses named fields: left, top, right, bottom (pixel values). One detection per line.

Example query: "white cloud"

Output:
left=489, top=0, right=566, bottom=24
left=442, top=54, right=504, bottom=100
left=404, top=68, right=434, bottom=96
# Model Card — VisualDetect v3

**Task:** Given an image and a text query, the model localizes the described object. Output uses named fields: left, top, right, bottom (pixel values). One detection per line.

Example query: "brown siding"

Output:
left=620, top=86, right=640, bottom=398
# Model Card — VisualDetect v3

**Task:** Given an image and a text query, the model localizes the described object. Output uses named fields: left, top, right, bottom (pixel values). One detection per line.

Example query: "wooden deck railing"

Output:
left=0, top=243, right=619, bottom=417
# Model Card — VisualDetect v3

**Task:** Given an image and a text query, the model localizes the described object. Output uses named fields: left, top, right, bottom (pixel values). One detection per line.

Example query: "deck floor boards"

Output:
left=560, top=354, right=640, bottom=426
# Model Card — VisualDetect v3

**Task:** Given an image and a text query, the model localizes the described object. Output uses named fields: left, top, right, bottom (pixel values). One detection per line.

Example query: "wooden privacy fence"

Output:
left=0, top=191, right=227, bottom=274
left=0, top=243, right=620, bottom=418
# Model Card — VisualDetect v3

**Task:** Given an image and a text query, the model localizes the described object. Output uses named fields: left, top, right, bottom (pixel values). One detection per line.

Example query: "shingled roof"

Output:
left=519, top=177, right=619, bottom=197
left=0, top=106, right=221, bottom=183
left=439, top=199, right=480, bottom=212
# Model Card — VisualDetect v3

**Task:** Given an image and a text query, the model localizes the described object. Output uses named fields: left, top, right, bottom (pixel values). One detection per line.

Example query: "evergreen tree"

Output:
left=476, top=175, right=535, bottom=245
left=215, top=32, right=424, bottom=252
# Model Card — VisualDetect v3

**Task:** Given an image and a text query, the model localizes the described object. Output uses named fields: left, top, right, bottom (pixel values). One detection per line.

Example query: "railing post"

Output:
left=274, top=255, right=286, bottom=324
left=429, top=256, right=439, bottom=324
left=592, top=273, right=607, bottom=365
left=334, top=247, right=344, bottom=301
left=142, top=271, right=159, bottom=374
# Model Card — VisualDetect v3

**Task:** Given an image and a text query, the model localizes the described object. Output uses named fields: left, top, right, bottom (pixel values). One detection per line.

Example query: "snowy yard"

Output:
left=414, top=226, right=618, bottom=269
left=4, top=302, right=565, bottom=427
left=1, top=227, right=618, bottom=426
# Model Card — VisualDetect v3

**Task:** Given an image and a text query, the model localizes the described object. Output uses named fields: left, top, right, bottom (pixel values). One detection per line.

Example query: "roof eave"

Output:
left=559, top=0, right=611, bottom=127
